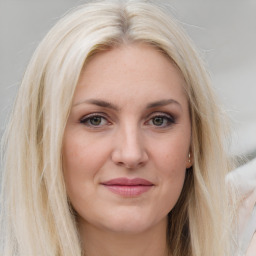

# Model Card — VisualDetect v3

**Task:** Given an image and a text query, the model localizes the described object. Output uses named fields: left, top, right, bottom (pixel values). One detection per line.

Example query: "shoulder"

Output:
left=245, top=232, right=256, bottom=256
left=227, top=158, right=256, bottom=255
left=227, top=158, right=256, bottom=195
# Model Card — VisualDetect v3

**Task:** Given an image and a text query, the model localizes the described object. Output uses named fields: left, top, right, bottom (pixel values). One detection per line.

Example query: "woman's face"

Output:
left=63, top=43, right=192, bottom=235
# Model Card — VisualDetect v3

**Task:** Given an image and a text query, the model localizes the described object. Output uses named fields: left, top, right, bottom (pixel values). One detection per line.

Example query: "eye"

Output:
left=80, top=114, right=110, bottom=127
left=146, top=113, right=175, bottom=128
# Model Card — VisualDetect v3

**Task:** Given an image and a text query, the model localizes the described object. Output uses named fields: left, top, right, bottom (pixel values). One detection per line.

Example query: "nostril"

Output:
left=117, top=161, right=124, bottom=166
left=115, top=159, right=146, bottom=169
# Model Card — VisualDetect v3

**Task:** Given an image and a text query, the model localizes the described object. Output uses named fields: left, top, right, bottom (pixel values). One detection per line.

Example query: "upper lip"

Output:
left=101, top=178, right=154, bottom=186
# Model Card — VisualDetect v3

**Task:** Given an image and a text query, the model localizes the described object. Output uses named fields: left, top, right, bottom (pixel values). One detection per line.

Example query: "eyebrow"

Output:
left=146, top=99, right=182, bottom=110
left=73, top=99, right=119, bottom=110
left=73, top=98, right=182, bottom=110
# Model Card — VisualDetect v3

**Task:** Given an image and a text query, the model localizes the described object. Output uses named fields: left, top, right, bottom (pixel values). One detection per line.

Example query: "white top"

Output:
left=227, top=158, right=256, bottom=255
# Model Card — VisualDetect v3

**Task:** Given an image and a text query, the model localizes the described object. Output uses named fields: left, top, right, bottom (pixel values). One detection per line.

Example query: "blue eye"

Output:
left=80, top=114, right=109, bottom=127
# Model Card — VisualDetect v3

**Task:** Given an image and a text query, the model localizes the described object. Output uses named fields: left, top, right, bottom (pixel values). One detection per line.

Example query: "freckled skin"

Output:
left=62, top=43, right=192, bottom=238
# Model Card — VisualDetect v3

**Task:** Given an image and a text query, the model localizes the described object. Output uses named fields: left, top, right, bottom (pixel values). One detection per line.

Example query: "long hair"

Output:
left=0, top=1, right=235, bottom=255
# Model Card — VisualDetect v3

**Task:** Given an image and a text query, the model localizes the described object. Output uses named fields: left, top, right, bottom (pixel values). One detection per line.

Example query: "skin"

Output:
left=62, top=43, right=193, bottom=256
left=246, top=232, right=256, bottom=256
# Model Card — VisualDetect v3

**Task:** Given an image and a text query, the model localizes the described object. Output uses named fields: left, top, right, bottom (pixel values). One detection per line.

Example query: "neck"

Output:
left=78, top=218, right=170, bottom=256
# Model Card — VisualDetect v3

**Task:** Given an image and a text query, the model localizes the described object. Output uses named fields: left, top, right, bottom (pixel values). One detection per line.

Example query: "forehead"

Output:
left=75, top=43, right=187, bottom=108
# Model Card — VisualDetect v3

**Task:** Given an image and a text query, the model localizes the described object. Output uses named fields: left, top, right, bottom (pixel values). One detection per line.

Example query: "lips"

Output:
left=101, top=178, right=154, bottom=197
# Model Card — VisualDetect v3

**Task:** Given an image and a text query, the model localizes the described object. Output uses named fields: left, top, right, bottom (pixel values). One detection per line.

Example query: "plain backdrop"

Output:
left=0, top=0, right=256, bottom=158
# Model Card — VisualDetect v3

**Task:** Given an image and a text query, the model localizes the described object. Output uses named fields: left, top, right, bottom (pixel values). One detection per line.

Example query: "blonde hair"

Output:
left=0, top=1, right=235, bottom=255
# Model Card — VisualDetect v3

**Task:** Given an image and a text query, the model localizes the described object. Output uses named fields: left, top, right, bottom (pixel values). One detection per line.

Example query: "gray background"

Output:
left=0, top=0, right=256, bottom=158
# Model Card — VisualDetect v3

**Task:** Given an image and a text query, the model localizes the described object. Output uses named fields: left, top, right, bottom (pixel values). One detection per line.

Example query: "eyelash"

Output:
left=79, top=112, right=176, bottom=128
left=80, top=113, right=111, bottom=128
left=145, top=112, right=176, bottom=128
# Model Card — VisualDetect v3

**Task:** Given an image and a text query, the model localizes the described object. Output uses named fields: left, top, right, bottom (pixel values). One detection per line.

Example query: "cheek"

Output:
left=152, top=132, right=190, bottom=174
left=159, top=152, right=187, bottom=214
left=149, top=130, right=189, bottom=208
left=62, top=131, right=103, bottom=194
left=62, top=132, right=102, bottom=213
left=63, top=129, right=107, bottom=173
left=160, top=145, right=187, bottom=193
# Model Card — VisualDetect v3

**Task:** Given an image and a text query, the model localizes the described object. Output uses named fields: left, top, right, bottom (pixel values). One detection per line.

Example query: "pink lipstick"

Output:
left=101, top=178, right=154, bottom=197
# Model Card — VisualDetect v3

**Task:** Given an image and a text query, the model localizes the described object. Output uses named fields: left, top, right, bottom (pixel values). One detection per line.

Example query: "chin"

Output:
left=103, top=223, right=154, bottom=235
left=96, top=209, right=167, bottom=235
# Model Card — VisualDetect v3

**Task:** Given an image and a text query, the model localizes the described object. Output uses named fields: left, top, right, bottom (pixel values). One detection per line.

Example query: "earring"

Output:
left=188, top=153, right=191, bottom=163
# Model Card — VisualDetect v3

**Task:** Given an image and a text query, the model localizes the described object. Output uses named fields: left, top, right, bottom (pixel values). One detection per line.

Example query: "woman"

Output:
left=0, top=1, right=236, bottom=255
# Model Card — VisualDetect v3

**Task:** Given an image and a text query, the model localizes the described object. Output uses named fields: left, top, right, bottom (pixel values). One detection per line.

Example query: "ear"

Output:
left=186, top=151, right=193, bottom=169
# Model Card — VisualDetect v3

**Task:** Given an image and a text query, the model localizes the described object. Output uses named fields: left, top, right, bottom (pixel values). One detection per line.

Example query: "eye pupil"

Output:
left=90, top=116, right=102, bottom=125
left=153, top=117, right=164, bottom=126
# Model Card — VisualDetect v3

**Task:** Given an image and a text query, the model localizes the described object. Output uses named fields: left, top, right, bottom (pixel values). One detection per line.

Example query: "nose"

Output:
left=111, top=126, right=149, bottom=169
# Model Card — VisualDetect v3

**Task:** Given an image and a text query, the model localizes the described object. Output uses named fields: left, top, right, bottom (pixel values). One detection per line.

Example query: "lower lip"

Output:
left=103, top=185, right=153, bottom=197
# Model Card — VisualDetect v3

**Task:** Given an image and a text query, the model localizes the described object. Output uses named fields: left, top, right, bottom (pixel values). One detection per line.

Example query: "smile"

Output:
left=101, top=178, right=154, bottom=197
